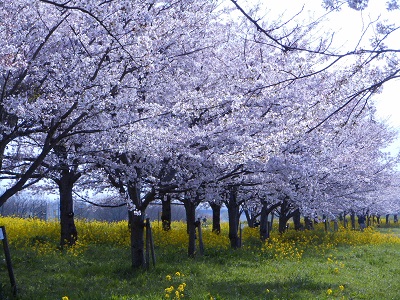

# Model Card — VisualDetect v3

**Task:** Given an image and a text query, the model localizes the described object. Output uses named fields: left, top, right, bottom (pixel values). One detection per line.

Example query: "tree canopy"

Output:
left=1, top=0, right=399, bottom=222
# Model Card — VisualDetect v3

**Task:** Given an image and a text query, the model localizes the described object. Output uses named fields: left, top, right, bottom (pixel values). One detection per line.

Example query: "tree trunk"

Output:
left=292, top=209, right=302, bottom=230
left=244, top=209, right=256, bottom=228
left=386, top=214, right=390, bottom=225
left=323, top=215, right=329, bottom=232
left=184, top=200, right=197, bottom=258
left=260, top=202, right=269, bottom=241
left=126, top=181, right=155, bottom=269
left=58, top=170, right=80, bottom=247
left=278, top=200, right=292, bottom=234
left=304, top=216, right=314, bottom=230
left=209, top=202, right=221, bottom=234
left=226, top=188, right=240, bottom=249
left=350, top=212, right=356, bottom=230
left=161, top=195, right=172, bottom=231
left=129, top=210, right=145, bottom=269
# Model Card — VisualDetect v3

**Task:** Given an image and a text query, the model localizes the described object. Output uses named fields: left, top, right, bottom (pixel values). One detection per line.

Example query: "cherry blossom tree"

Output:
left=2, top=0, right=400, bottom=270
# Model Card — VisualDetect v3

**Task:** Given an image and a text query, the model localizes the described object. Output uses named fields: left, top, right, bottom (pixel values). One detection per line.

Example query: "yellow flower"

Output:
left=62, top=297, right=69, bottom=300
left=339, top=285, right=345, bottom=291
left=175, top=272, right=181, bottom=277
left=327, top=288, right=333, bottom=295
left=177, top=284, right=185, bottom=292
left=166, top=275, right=172, bottom=281
left=266, top=288, right=270, bottom=293
left=165, top=294, right=170, bottom=298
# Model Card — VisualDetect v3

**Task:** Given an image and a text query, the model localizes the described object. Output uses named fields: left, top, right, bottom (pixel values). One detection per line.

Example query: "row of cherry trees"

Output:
left=1, top=0, right=399, bottom=267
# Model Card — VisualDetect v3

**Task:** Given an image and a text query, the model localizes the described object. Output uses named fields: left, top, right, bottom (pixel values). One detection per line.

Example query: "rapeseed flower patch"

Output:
left=1, top=216, right=400, bottom=261
left=163, top=272, right=186, bottom=300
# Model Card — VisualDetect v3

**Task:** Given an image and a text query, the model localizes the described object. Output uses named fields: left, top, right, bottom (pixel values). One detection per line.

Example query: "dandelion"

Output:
left=326, top=288, right=333, bottom=295
left=166, top=275, right=172, bottom=281
left=175, top=272, right=181, bottom=277
left=62, top=297, right=69, bottom=300
left=339, top=285, right=345, bottom=291
left=266, top=288, right=270, bottom=293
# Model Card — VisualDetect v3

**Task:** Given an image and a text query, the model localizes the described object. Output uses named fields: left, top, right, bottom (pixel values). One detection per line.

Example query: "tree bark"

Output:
left=260, top=202, right=269, bottom=241
left=244, top=209, right=257, bottom=228
left=161, top=195, right=172, bottom=231
left=184, top=199, right=197, bottom=258
left=58, top=169, right=80, bottom=247
left=226, top=188, right=240, bottom=249
left=350, top=212, right=356, bottom=230
left=126, top=180, right=155, bottom=269
left=129, top=210, right=145, bottom=269
left=292, top=208, right=302, bottom=230
left=304, top=216, right=314, bottom=230
left=260, top=201, right=280, bottom=241
left=209, top=202, right=221, bottom=234
left=278, top=199, right=292, bottom=234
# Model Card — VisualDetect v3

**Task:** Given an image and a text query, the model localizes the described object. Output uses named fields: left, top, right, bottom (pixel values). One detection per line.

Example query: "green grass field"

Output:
left=0, top=217, right=400, bottom=300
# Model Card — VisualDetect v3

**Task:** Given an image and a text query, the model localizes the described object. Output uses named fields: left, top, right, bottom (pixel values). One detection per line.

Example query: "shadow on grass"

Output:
left=202, top=276, right=331, bottom=300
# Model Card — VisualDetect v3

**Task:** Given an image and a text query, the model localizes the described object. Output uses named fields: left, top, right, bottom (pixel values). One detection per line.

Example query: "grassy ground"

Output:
left=0, top=218, right=400, bottom=300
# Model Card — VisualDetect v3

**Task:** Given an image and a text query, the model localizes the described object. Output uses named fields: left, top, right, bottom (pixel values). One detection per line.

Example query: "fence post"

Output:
left=197, top=218, right=204, bottom=256
left=148, top=219, right=156, bottom=267
left=145, top=219, right=150, bottom=270
left=145, top=218, right=156, bottom=269
left=0, top=226, right=17, bottom=296
left=239, top=222, right=243, bottom=248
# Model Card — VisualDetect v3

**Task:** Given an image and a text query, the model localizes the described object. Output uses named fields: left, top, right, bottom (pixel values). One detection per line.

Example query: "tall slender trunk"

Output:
left=129, top=210, right=145, bottom=269
left=260, top=202, right=269, bottom=241
left=244, top=209, right=257, bottom=228
left=184, top=199, right=197, bottom=258
left=304, top=216, right=314, bottom=230
left=292, top=209, right=302, bottom=230
left=58, top=170, right=80, bottom=247
left=278, top=200, right=291, bottom=234
left=350, top=212, right=356, bottom=230
left=126, top=181, right=155, bottom=269
left=209, top=202, right=221, bottom=234
left=226, top=188, right=240, bottom=249
left=259, top=201, right=280, bottom=241
left=161, top=195, right=172, bottom=231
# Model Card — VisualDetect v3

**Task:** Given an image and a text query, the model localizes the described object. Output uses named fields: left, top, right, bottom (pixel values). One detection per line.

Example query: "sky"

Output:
left=259, top=0, right=400, bottom=156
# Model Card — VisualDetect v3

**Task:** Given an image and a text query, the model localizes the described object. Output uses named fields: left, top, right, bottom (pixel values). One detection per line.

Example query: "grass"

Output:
left=0, top=217, right=400, bottom=299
